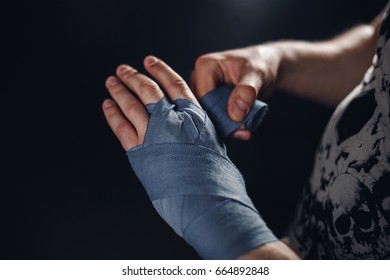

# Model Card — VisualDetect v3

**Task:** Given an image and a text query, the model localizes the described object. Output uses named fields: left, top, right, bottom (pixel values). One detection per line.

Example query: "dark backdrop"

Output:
left=2, top=0, right=387, bottom=259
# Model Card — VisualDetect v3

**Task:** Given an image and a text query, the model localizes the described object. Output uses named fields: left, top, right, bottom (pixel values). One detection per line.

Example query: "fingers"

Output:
left=105, top=76, right=149, bottom=144
left=143, top=56, right=200, bottom=106
left=116, top=65, right=164, bottom=105
left=192, top=54, right=224, bottom=98
left=102, top=99, right=139, bottom=151
left=228, top=70, right=262, bottom=122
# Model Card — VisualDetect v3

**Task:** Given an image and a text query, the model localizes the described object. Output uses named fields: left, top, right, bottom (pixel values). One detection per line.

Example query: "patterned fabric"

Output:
left=289, top=4, right=390, bottom=259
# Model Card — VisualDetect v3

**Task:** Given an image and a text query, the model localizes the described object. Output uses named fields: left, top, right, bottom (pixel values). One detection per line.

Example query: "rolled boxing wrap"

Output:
left=199, top=85, right=268, bottom=138
left=127, top=97, right=277, bottom=259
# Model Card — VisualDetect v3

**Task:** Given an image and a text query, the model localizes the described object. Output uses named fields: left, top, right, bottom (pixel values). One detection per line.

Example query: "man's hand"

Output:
left=190, top=46, right=281, bottom=140
left=191, top=21, right=379, bottom=142
left=102, top=56, right=200, bottom=151
left=101, top=56, right=299, bottom=259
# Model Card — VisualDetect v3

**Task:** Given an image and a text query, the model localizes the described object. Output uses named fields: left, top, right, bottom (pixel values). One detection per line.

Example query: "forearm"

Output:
left=271, top=23, right=379, bottom=107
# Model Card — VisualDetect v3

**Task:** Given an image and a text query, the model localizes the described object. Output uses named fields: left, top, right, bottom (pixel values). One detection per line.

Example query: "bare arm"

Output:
left=192, top=12, right=383, bottom=140
left=274, top=22, right=380, bottom=107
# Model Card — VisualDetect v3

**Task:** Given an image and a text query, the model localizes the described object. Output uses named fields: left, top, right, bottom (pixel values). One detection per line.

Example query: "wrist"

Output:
left=269, top=41, right=320, bottom=92
left=270, top=40, right=341, bottom=98
left=128, top=143, right=277, bottom=259
left=266, top=25, right=377, bottom=100
left=250, top=44, right=284, bottom=98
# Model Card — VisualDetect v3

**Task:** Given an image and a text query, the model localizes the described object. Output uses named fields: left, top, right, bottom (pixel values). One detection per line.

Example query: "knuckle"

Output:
left=109, top=84, right=124, bottom=95
left=139, top=80, right=160, bottom=95
left=168, top=78, right=188, bottom=92
left=122, top=139, right=137, bottom=152
left=105, top=110, right=117, bottom=120
left=104, top=104, right=119, bottom=118
left=119, top=65, right=137, bottom=76
left=124, top=101, right=143, bottom=116
left=114, top=122, right=130, bottom=138
left=237, top=84, right=257, bottom=103
left=195, top=54, right=215, bottom=69
left=255, top=61, right=269, bottom=76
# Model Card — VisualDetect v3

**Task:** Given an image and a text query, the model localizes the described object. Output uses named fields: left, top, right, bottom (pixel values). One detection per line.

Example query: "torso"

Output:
left=289, top=5, right=390, bottom=259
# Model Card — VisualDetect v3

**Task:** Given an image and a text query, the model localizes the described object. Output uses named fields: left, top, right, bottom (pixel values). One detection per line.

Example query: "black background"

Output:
left=1, top=0, right=387, bottom=259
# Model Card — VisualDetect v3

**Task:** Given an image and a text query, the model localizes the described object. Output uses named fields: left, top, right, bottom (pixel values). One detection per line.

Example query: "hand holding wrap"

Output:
left=199, top=85, right=268, bottom=137
left=127, top=96, right=276, bottom=259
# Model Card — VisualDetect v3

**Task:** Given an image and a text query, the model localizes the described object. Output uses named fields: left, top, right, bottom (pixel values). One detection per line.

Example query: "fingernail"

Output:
left=103, top=99, right=114, bottom=109
left=146, top=56, right=158, bottom=66
left=232, top=99, right=249, bottom=121
left=118, top=65, right=130, bottom=74
left=107, top=77, right=118, bottom=87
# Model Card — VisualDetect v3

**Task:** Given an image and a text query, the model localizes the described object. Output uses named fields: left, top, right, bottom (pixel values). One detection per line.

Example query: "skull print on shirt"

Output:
left=289, top=6, right=390, bottom=259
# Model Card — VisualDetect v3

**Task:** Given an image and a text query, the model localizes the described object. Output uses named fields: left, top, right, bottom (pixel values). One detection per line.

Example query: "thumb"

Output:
left=193, top=55, right=224, bottom=98
left=227, top=71, right=262, bottom=122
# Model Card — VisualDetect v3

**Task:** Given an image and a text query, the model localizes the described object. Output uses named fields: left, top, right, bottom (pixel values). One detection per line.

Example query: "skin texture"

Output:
left=103, top=56, right=200, bottom=151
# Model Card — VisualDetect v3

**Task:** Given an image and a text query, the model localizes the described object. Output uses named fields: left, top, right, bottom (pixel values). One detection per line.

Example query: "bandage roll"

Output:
left=199, top=85, right=268, bottom=137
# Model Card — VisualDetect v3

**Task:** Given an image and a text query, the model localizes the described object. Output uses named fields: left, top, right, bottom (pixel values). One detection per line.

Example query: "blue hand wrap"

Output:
left=127, top=97, right=276, bottom=259
left=199, top=85, right=268, bottom=137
